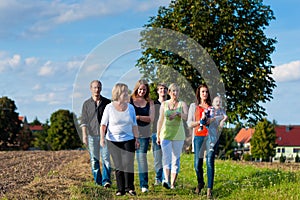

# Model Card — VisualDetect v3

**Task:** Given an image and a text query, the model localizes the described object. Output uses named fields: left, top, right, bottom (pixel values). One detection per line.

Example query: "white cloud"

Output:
left=67, top=60, right=81, bottom=70
left=8, top=54, right=21, bottom=68
left=34, top=92, right=56, bottom=102
left=38, top=61, right=55, bottom=76
left=32, top=84, right=41, bottom=90
left=0, top=53, right=21, bottom=72
left=272, top=60, right=300, bottom=82
left=25, top=57, right=38, bottom=65
left=0, top=0, right=172, bottom=37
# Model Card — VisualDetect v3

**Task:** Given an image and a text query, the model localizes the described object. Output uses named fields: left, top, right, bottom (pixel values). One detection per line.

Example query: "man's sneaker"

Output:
left=154, top=179, right=161, bottom=186
left=141, top=187, right=149, bottom=193
left=127, top=190, right=136, bottom=196
left=103, top=182, right=111, bottom=188
left=162, top=181, right=170, bottom=189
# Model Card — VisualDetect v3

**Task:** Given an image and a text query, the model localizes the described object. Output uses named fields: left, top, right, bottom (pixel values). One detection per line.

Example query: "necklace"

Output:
left=169, top=100, right=178, bottom=110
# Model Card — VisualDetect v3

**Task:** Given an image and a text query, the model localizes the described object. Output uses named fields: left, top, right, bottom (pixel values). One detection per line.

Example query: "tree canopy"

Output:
left=0, top=96, right=21, bottom=150
left=137, top=0, right=277, bottom=124
left=250, top=118, right=276, bottom=161
left=46, top=109, right=82, bottom=150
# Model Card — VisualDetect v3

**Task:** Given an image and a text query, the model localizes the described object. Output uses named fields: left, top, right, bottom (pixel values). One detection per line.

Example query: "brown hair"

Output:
left=131, top=79, right=150, bottom=102
left=195, top=84, right=212, bottom=106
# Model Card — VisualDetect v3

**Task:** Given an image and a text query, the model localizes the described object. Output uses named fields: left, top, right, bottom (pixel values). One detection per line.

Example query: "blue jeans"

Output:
left=136, top=137, right=150, bottom=189
left=88, top=135, right=111, bottom=186
left=152, top=133, right=163, bottom=182
left=193, top=136, right=205, bottom=186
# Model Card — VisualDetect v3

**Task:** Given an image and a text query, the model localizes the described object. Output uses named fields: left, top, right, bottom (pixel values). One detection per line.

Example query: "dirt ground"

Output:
left=0, top=150, right=91, bottom=200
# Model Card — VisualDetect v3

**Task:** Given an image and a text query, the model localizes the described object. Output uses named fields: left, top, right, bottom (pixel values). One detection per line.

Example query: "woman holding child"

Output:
left=187, top=83, right=223, bottom=199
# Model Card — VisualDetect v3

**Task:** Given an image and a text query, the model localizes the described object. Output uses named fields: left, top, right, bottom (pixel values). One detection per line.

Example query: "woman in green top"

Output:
left=156, top=83, right=188, bottom=189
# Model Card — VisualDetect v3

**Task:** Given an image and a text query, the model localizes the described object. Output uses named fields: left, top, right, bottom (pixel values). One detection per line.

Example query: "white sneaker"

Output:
left=141, top=187, right=149, bottom=193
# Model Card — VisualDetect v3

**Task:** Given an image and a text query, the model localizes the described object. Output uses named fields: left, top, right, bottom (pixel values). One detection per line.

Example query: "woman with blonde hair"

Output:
left=100, top=83, right=140, bottom=196
left=156, top=83, right=188, bottom=189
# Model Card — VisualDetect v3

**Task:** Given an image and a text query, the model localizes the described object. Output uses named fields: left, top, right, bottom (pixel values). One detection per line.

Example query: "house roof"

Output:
left=275, top=125, right=300, bottom=146
left=29, top=125, right=43, bottom=131
left=234, top=128, right=254, bottom=143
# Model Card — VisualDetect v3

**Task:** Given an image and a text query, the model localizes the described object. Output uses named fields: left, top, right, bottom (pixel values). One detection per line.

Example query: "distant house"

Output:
left=234, top=125, right=300, bottom=162
left=234, top=128, right=254, bottom=152
left=274, top=125, right=300, bottom=162
left=29, top=125, right=43, bottom=133
left=19, top=116, right=43, bottom=134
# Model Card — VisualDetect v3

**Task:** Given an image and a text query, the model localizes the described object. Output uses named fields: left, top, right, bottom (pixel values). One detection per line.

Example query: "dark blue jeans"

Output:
left=193, top=136, right=205, bottom=186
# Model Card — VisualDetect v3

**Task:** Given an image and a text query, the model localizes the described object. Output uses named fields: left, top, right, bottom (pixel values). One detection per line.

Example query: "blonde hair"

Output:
left=168, top=83, right=180, bottom=94
left=112, top=83, right=128, bottom=101
left=212, top=96, right=222, bottom=107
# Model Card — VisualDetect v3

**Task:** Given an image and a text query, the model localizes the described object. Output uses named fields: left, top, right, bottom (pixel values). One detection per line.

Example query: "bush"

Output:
left=295, top=153, right=300, bottom=163
left=243, top=153, right=252, bottom=161
left=279, top=153, right=286, bottom=163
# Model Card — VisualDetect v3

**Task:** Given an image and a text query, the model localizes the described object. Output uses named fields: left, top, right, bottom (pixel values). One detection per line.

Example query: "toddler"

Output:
left=200, top=96, right=227, bottom=151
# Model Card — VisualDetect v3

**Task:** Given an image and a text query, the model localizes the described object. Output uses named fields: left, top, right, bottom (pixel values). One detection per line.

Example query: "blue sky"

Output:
left=0, top=0, right=299, bottom=125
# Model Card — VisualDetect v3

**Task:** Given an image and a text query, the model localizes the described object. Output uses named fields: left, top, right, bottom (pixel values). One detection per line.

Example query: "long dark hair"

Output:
left=131, top=79, right=151, bottom=102
left=195, top=84, right=212, bottom=106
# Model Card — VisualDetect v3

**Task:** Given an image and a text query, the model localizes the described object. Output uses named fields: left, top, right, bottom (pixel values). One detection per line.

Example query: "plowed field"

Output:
left=0, top=150, right=91, bottom=199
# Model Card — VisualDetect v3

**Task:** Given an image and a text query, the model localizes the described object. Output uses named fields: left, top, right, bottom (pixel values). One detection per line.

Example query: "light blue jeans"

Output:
left=88, top=135, right=111, bottom=186
left=152, top=133, right=163, bottom=182
left=136, top=137, right=150, bottom=189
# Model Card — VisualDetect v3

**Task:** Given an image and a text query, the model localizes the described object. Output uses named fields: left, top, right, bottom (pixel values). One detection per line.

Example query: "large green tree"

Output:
left=0, top=96, right=21, bottom=150
left=250, top=118, right=276, bottom=161
left=137, top=0, right=276, bottom=124
left=47, top=109, right=82, bottom=150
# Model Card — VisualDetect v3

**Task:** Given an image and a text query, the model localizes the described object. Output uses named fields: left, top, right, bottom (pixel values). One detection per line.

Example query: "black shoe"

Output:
left=127, top=190, right=136, bottom=196
left=162, top=181, right=170, bottom=189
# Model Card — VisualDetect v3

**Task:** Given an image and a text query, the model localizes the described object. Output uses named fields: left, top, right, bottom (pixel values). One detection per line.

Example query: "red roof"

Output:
left=235, top=128, right=254, bottom=143
left=275, top=125, right=300, bottom=146
left=29, top=125, right=43, bottom=131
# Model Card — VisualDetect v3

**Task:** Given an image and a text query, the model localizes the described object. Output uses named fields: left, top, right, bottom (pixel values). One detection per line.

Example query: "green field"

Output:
left=70, top=153, right=300, bottom=200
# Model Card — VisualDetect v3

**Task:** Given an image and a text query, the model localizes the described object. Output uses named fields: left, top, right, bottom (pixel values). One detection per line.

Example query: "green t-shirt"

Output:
left=160, top=101, right=185, bottom=141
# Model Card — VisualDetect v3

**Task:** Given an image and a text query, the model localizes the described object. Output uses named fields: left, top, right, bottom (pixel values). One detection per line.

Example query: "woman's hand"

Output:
left=100, top=138, right=105, bottom=148
left=156, top=137, right=161, bottom=145
left=135, top=138, right=140, bottom=149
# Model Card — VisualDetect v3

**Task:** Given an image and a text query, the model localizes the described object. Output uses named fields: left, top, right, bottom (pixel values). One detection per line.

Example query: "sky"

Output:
left=0, top=0, right=299, bottom=125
